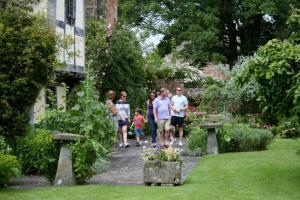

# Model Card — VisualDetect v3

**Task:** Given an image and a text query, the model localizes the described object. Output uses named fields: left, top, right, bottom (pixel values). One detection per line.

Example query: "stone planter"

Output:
left=143, top=161, right=182, bottom=186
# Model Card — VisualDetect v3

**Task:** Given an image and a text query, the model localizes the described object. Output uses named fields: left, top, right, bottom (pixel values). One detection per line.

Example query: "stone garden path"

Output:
left=8, top=138, right=200, bottom=189
left=89, top=138, right=200, bottom=185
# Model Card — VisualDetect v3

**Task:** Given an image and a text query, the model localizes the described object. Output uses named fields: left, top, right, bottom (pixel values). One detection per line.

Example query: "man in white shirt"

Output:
left=170, top=87, right=188, bottom=146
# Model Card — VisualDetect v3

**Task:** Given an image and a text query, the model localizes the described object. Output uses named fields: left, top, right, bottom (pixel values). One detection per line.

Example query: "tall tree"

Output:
left=119, top=0, right=300, bottom=68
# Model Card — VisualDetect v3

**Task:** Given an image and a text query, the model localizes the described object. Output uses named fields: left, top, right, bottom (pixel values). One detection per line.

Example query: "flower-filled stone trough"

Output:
left=142, top=146, right=182, bottom=186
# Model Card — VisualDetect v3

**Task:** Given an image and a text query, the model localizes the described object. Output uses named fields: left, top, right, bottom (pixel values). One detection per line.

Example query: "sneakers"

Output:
left=170, top=138, right=176, bottom=145
left=136, top=142, right=140, bottom=147
left=152, top=143, right=157, bottom=148
left=124, top=143, right=130, bottom=148
left=119, top=143, right=124, bottom=148
left=179, top=141, right=183, bottom=147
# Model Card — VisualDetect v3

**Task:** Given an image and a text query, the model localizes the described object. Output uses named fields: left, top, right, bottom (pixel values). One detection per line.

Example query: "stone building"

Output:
left=30, top=0, right=85, bottom=124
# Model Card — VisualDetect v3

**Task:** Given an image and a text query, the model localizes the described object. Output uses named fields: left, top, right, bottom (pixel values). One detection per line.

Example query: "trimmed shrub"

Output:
left=217, top=124, right=273, bottom=153
left=0, top=154, right=20, bottom=187
left=233, top=128, right=273, bottom=152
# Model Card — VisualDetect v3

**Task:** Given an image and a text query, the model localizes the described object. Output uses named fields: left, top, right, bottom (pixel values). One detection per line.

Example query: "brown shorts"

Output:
left=157, top=119, right=170, bottom=132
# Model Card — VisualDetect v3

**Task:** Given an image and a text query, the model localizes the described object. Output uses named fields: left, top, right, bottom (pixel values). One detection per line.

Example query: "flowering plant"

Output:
left=142, top=146, right=182, bottom=162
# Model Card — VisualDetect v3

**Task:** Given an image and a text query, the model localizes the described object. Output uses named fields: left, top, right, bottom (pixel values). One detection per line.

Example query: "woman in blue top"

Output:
left=146, top=91, right=157, bottom=148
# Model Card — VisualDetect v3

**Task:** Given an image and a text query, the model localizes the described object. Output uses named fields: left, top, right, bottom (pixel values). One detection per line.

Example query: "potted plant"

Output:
left=142, top=146, right=182, bottom=186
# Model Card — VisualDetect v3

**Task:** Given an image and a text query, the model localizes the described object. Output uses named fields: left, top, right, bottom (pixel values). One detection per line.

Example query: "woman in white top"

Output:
left=116, top=91, right=131, bottom=148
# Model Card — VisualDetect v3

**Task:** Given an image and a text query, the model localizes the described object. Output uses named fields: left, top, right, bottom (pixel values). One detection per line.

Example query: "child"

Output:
left=133, top=108, right=146, bottom=146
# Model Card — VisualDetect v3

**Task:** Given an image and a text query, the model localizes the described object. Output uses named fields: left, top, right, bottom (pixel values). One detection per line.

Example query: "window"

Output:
left=66, top=0, right=76, bottom=25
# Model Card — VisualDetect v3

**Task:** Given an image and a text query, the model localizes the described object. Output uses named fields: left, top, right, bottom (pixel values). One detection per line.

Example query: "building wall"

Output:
left=34, top=0, right=85, bottom=74
left=31, top=0, right=85, bottom=124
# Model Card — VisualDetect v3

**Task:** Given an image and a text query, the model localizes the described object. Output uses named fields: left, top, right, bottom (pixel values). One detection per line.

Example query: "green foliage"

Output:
left=142, top=146, right=181, bottom=162
left=217, top=124, right=273, bottom=153
left=199, top=85, right=226, bottom=113
left=40, top=68, right=117, bottom=158
left=0, top=136, right=11, bottom=154
left=85, top=20, right=110, bottom=87
left=0, top=5, right=58, bottom=149
left=1, top=139, right=300, bottom=200
left=186, top=127, right=207, bottom=153
left=271, top=116, right=300, bottom=138
left=15, top=129, right=59, bottom=183
left=86, top=19, right=147, bottom=112
left=0, top=0, right=40, bottom=11
left=37, top=68, right=117, bottom=184
left=70, top=140, right=97, bottom=184
left=185, top=113, right=205, bottom=135
left=222, top=56, right=259, bottom=113
left=119, top=0, right=300, bottom=67
left=233, top=128, right=273, bottom=152
left=287, top=8, right=300, bottom=43
left=217, top=123, right=235, bottom=152
left=15, top=127, right=101, bottom=184
left=0, top=153, right=20, bottom=187
left=238, top=39, right=300, bottom=123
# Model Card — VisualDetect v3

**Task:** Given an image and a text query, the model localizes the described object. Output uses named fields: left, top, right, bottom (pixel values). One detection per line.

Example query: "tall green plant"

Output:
left=238, top=39, right=300, bottom=123
left=86, top=19, right=147, bottom=111
left=71, top=65, right=117, bottom=156
left=0, top=5, right=58, bottom=150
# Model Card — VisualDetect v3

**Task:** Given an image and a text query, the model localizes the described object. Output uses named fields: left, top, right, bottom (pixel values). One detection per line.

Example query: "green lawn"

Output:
left=1, top=139, right=300, bottom=200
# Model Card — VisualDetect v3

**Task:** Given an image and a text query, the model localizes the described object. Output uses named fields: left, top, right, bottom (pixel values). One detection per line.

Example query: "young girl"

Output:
left=133, top=108, right=146, bottom=146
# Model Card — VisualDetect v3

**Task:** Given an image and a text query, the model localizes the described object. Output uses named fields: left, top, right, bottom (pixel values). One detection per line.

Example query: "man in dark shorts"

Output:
left=170, top=87, right=188, bottom=147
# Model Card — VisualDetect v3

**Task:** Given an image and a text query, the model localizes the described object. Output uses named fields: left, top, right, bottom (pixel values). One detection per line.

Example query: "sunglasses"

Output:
left=122, top=95, right=127, bottom=97
left=177, top=89, right=182, bottom=91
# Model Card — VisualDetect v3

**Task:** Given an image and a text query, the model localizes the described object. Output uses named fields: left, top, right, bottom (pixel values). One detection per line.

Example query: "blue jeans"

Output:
left=134, top=128, right=143, bottom=137
left=148, top=116, right=157, bottom=144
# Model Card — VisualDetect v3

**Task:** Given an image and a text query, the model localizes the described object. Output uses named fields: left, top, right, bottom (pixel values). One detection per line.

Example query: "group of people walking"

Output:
left=106, top=87, right=188, bottom=148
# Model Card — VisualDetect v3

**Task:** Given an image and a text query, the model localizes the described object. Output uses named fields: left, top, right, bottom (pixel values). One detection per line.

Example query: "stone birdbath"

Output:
left=53, top=132, right=84, bottom=186
left=200, top=122, right=223, bottom=155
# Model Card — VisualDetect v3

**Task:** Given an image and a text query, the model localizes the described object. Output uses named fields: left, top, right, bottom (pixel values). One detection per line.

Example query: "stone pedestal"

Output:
left=143, top=161, right=182, bottom=186
left=53, top=133, right=84, bottom=186
left=207, top=128, right=218, bottom=154
left=54, top=145, right=75, bottom=186
left=200, top=123, right=223, bottom=155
